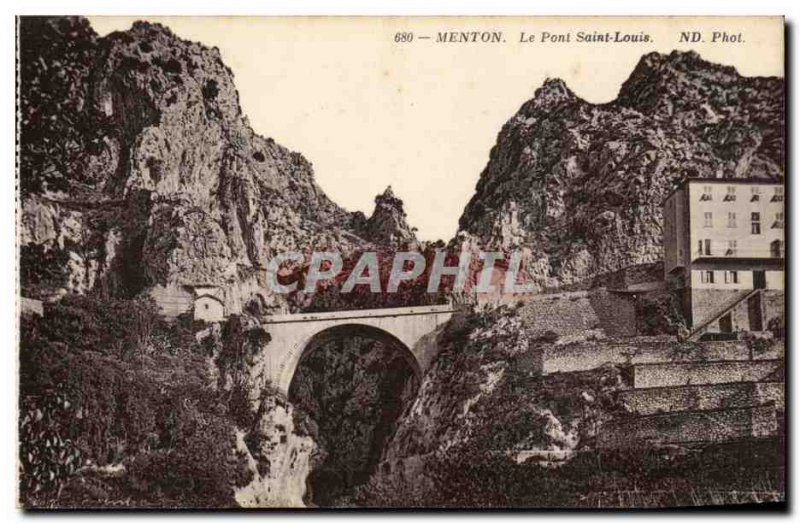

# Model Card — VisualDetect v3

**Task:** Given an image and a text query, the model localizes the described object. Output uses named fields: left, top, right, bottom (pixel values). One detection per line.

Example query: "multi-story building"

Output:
left=663, top=178, right=784, bottom=336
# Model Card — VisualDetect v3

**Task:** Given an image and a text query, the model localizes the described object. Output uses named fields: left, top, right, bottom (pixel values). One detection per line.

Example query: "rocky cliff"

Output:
left=18, top=17, right=418, bottom=311
left=457, top=51, right=784, bottom=288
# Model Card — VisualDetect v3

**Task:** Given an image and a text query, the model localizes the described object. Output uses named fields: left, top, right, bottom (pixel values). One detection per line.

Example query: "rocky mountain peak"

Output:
left=518, top=78, right=577, bottom=115
left=376, top=185, right=399, bottom=206
left=538, top=77, right=575, bottom=100
left=617, top=50, right=782, bottom=119
left=360, top=186, right=417, bottom=246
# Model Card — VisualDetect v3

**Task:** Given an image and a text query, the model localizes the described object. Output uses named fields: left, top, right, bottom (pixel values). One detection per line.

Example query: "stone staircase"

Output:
left=687, top=288, right=762, bottom=341
left=536, top=337, right=784, bottom=449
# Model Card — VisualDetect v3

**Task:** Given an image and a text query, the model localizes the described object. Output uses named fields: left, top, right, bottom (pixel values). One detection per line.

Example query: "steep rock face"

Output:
left=19, top=17, right=368, bottom=306
left=359, top=186, right=417, bottom=246
left=457, top=51, right=784, bottom=288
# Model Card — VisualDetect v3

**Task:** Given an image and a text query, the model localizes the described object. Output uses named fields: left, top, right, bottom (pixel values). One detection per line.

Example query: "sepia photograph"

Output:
left=14, top=13, right=786, bottom=510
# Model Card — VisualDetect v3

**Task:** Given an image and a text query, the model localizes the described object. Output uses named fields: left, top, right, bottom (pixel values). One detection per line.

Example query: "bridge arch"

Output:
left=262, top=305, right=456, bottom=395
left=286, top=323, right=422, bottom=400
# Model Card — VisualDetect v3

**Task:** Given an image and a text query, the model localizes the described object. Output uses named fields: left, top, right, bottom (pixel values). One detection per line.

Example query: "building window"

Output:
left=771, top=239, right=783, bottom=258
left=697, top=239, right=711, bottom=257
left=726, top=240, right=737, bottom=256
left=700, top=185, right=713, bottom=201
left=727, top=212, right=737, bottom=228
left=773, top=212, right=784, bottom=229
left=725, top=270, right=739, bottom=284
left=772, top=187, right=784, bottom=202
left=701, top=270, right=715, bottom=284
left=724, top=186, right=736, bottom=202
left=751, top=186, right=761, bottom=202
left=703, top=212, right=713, bottom=227
left=751, top=212, right=761, bottom=234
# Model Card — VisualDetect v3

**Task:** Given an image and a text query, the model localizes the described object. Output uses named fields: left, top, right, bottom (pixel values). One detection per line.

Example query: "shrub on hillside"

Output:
left=18, top=295, right=250, bottom=508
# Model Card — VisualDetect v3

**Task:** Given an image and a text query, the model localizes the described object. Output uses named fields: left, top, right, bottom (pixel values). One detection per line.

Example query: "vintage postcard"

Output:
left=16, top=16, right=785, bottom=509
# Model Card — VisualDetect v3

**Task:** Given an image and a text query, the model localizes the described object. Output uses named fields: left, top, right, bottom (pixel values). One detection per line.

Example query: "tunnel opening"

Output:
left=288, top=324, right=421, bottom=507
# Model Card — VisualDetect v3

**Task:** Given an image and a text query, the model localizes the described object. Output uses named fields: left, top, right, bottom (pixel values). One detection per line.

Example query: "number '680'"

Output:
left=394, top=32, right=414, bottom=43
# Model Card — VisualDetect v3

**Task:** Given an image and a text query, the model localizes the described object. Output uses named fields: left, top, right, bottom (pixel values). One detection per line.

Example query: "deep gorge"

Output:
left=288, top=336, right=420, bottom=506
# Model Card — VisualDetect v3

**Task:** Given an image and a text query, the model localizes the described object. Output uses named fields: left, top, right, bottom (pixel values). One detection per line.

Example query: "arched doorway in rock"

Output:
left=287, top=324, right=422, bottom=507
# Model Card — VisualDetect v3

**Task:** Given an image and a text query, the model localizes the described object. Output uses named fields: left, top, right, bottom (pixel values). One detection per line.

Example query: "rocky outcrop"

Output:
left=18, top=17, right=370, bottom=307
left=234, top=399, right=316, bottom=508
left=457, top=51, right=784, bottom=288
left=199, top=315, right=320, bottom=508
left=358, top=186, right=417, bottom=247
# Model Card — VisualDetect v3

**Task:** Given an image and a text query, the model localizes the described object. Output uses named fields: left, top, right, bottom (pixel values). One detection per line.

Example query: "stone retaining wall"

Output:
left=598, top=405, right=777, bottom=448
left=630, top=360, right=783, bottom=389
left=520, top=288, right=636, bottom=339
left=619, top=382, right=784, bottom=415
left=536, top=339, right=783, bottom=375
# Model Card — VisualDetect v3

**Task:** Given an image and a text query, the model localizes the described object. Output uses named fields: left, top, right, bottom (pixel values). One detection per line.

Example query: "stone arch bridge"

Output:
left=261, top=305, right=457, bottom=395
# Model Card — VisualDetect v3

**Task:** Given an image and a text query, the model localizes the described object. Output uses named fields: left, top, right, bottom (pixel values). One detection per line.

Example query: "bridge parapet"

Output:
left=262, top=304, right=457, bottom=324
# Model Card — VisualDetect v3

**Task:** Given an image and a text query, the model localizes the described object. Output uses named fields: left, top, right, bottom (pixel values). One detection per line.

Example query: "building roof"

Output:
left=183, top=283, right=221, bottom=291
left=194, top=293, right=225, bottom=305
left=689, top=257, right=784, bottom=268
left=661, top=176, right=784, bottom=205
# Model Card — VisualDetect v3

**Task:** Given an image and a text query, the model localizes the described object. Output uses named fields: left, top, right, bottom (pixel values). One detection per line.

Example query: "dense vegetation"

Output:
left=18, top=17, right=110, bottom=196
left=355, top=439, right=785, bottom=508
left=18, top=296, right=250, bottom=508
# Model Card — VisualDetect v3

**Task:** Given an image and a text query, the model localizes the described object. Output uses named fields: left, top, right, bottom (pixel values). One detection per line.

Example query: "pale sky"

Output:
left=88, top=17, right=784, bottom=240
